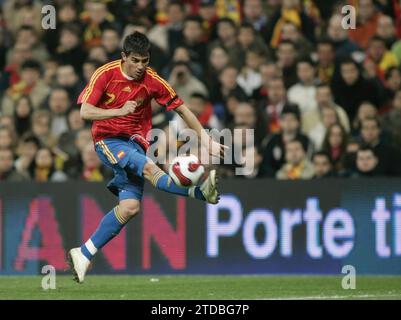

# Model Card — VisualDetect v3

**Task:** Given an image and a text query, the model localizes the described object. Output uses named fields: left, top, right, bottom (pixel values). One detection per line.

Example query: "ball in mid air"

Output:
left=168, top=154, right=205, bottom=187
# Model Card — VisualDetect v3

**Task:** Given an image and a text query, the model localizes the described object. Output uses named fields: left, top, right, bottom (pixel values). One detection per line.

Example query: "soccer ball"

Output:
left=169, top=154, right=205, bottom=187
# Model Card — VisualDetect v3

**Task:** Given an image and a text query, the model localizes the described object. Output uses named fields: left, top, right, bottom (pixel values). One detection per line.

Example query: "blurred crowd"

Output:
left=1, top=0, right=401, bottom=182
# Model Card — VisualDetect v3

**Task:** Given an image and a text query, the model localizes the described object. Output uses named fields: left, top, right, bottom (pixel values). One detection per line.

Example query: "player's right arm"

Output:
left=80, top=101, right=137, bottom=121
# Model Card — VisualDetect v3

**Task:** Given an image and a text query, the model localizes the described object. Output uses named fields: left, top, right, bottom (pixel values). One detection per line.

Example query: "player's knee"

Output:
left=119, top=201, right=140, bottom=219
left=143, top=162, right=158, bottom=178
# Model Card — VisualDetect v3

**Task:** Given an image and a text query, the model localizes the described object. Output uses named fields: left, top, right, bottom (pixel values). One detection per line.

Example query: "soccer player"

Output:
left=68, top=32, right=225, bottom=283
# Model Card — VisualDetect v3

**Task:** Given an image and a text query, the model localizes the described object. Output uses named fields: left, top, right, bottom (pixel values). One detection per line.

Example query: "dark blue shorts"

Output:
left=95, top=137, right=149, bottom=201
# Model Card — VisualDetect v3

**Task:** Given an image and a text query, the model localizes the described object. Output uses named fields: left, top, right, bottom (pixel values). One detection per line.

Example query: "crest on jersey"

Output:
left=135, top=96, right=145, bottom=107
left=122, top=86, right=132, bottom=93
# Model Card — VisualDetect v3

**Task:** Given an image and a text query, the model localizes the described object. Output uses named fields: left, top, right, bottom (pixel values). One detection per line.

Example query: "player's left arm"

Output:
left=174, top=104, right=227, bottom=158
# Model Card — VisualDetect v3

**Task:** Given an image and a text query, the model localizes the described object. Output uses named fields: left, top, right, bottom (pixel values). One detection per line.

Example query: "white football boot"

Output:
left=67, top=248, right=90, bottom=283
left=200, top=169, right=220, bottom=204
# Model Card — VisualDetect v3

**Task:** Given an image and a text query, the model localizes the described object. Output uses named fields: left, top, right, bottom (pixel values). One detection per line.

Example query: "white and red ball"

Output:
left=168, top=154, right=205, bottom=187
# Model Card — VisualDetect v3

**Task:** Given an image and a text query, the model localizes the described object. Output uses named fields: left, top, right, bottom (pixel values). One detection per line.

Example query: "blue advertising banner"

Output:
left=0, top=179, right=400, bottom=275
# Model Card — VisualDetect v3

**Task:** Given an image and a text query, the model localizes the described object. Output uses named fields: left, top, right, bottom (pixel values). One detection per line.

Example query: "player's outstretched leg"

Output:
left=142, top=162, right=220, bottom=204
left=67, top=199, right=140, bottom=283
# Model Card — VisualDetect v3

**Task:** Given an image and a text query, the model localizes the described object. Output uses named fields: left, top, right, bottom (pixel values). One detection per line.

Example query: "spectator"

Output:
left=58, top=108, right=86, bottom=160
left=168, top=61, right=208, bottom=103
left=266, top=0, right=315, bottom=48
left=302, top=83, right=350, bottom=135
left=56, top=64, right=83, bottom=102
left=177, top=15, right=208, bottom=69
left=13, top=95, right=33, bottom=137
left=312, top=151, right=335, bottom=178
left=79, top=143, right=108, bottom=182
left=162, top=46, right=203, bottom=80
left=6, top=25, right=49, bottom=64
left=210, top=65, right=247, bottom=116
left=237, top=49, right=264, bottom=96
left=1, top=59, right=51, bottom=115
left=352, top=145, right=381, bottom=177
left=238, top=22, right=271, bottom=67
left=147, top=1, right=185, bottom=53
left=262, top=77, right=289, bottom=134
left=352, top=101, right=378, bottom=136
left=198, top=0, right=219, bottom=40
left=171, top=92, right=222, bottom=138
left=349, top=0, right=383, bottom=50
left=308, top=105, right=340, bottom=151
left=321, top=123, right=348, bottom=173
left=43, top=58, right=59, bottom=87
left=0, top=148, right=27, bottom=182
left=14, top=134, right=40, bottom=179
left=331, top=57, right=383, bottom=122
left=315, top=38, right=336, bottom=84
left=42, top=3, right=81, bottom=55
left=87, top=45, right=109, bottom=64
left=252, top=62, right=282, bottom=101
left=382, top=89, right=401, bottom=148
left=288, top=58, right=318, bottom=114
left=327, top=14, right=360, bottom=60
left=359, top=116, right=401, bottom=175
left=80, top=0, right=117, bottom=50
left=0, top=126, right=16, bottom=151
left=376, top=15, right=397, bottom=49
left=82, top=59, right=103, bottom=83
left=276, top=138, right=315, bottom=180
left=275, top=40, right=299, bottom=89
left=260, top=105, right=310, bottom=177
left=231, top=101, right=266, bottom=148
left=209, top=18, right=242, bottom=69
left=382, top=66, right=401, bottom=105
left=364, top=36, right=399, bottom=82
left=101, top=27, right=121, bottom=61
left=48, top=87, right=71, bottom=138
left=204, top=45, right=230, bottom=98
left=28, top=147, right=68, bottom=182
left=31, top=109, right=56, bottom=149
left=242, top=0, right=269, bottom=38
left=54, top=23, right=87, bottom=72
left=279, top=21, right=314, bottom=59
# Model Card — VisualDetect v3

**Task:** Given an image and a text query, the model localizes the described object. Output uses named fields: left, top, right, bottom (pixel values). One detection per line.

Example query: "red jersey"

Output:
left=77, top=60, right=183, bottom=148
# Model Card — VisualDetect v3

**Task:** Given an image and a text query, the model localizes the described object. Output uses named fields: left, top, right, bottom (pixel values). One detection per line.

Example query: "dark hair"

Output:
left=21, top=134, right=41, bottom=148
left=169, top=0, right=185, bottom=10
left=296, top=57, right=316, bottom=68
left=83, top=59, right=103, bottom=70
left=316, top=83, right=331, bottom=90
left=280, top=103, right=301, bottom=122
left=240, top=21, right=255, bottom=32
left=17, top=25, right=36, bottom=34
left=322, top=123, right=348, bottom=153
left=317, top=37, right=335, bottom=48
left=312, top=151, right=333, bottom=164
left=277, top=39, right=295, bottom=48
left=184, top=15, right=203, bottom=27
left=357, top=144, right=378, bottom=157
left=287, top=137, right=306, bottom=152
left=21, top=60, right=42, bottom=73
left=340, top=56, right=360, bottom=69
left=190, top=92, right=207, bottom=101
left=385, top=66, right=401, bottom=80
left=369, top=35, right=386, bottom=45
left=361, top=116, right=381, bottom=129
left=122, top=31, right=151, bottom=56
left=217, top=17, right=237, bottom=29
left=61, top=23, right=81, bottom=37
